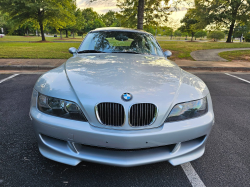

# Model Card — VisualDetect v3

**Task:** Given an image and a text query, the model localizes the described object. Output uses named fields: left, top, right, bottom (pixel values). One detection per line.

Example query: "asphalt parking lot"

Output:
left=0, top=72, right=250, bottom=187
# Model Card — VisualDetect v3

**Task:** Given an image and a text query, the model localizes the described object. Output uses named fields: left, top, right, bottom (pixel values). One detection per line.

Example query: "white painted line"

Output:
left=225, top=73, right=250, bottom=84
left=181, top=162, right=206, bottom=187
left=0, top=74, right=19, bottom=84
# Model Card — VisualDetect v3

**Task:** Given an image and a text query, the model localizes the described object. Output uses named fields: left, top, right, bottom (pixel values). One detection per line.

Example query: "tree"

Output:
left=179, top=9, right=200, bottom=41
left=174, top=30, right=182, bottom=39
left=144, top=25, right=156, bottom=35
left=193, top=0, right=250, bottom=43
left=234, top=24, right=250, bottom=38
left=101, top=10, right=117, bottom=27
left=245, top=33, right=250, bottom=42
left=194, top=30, right=207, bottom=39
left=109, top=0, right=171, bottom=29
left=0, top=0, right=76, bottom=41
left=182, top=32, right=189, bottom=40
left=137, top=0, right=145, bottom=30
left=208, top=31, right=225, bottom=41
left=69, top=9, right=86, bottom=38
left=163, top=27, right=174, bottom=37
left=81, top=8, right=105, bottom=33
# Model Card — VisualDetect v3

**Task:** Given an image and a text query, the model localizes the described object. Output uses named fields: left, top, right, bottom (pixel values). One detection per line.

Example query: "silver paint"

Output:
left=30, top=28, right=214, bottom=167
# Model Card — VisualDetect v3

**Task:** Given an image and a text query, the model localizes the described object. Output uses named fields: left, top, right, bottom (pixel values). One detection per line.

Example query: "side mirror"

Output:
left=69, top=47, right=77, bottom=54
left=164, top=50, right=172, bottom=58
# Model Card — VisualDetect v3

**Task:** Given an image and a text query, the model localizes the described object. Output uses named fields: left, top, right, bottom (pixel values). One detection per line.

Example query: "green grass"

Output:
left=158, top=41, right=250, bottom=60
left=0, top=41, right=249, bottom=59
left=219, top=50, right=250, bottom=62
left=0, top=43, right=80, bottom=59
left=0, top=35, right=85, bottom=42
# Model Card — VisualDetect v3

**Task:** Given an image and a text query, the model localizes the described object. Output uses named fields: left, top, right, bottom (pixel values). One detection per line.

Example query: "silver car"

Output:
left=30, top=28, right=214, bottom=167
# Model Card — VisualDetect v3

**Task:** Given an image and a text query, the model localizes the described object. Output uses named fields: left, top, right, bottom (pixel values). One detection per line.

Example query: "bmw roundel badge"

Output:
left=122, top=93, right=133, bottom=101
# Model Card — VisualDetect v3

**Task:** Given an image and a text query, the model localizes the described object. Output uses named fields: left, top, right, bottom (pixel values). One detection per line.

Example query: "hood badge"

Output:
left=122, top=93, right=133, bottom=101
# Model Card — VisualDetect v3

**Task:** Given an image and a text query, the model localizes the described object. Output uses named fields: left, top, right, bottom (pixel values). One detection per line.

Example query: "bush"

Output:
left=208, top=31, right=225, bottom=41
left=245, top=33, right=250, bottom=42
left=194, top=31, right=207, bottom=39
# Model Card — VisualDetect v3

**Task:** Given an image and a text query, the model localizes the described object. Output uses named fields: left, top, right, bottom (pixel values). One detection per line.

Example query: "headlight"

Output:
left=37, top=93, right=87, bottom=122
left=165, top=97, right=208, bottom=122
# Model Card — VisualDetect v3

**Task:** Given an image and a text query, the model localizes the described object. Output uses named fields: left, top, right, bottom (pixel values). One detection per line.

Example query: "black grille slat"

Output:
left=130, top=103, right=157, bottom=127
left=97, top=103, right=125, bottom=126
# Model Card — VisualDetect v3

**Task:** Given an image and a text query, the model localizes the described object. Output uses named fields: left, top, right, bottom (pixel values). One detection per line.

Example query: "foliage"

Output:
left=194, top=30, right=207, bottom=38
left=179, top=9, right=200, bottom=41
left=163, top=27, right=174, bottom=36
left=116, top=0, right=171, bottom=29
left=207, top=31, right=225, bottom=41
left=0, top=0, right=77, bottom=41
left=101, top=10, right=117, bottom=27
left=68, top=9, right=86, bottom=38
left=174, top=30, right=182, bottom=37
left=81, top=8, right=105, bottom=33
left=182, top=32, right=188, bottom=37
left=245, top=33, right=250, bottom=42
left=234, top=24, right=250, bottom=38
left=144, top=25, right=156, bottom=35
left=193, top=0, right=250, bottom=42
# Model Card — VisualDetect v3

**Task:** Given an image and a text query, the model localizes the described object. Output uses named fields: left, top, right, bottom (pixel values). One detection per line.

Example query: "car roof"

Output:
left=90, top=27, right=153, bottom=35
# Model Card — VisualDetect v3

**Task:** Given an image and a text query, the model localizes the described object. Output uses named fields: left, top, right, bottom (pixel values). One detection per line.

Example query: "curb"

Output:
left=180, top=66, right=250, bottom=71
left=1, top=65, right=250, bottom=72
left=0, top=65, right=55, bottom=70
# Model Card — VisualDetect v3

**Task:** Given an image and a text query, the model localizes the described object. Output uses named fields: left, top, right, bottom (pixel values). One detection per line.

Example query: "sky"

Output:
left=76, top=0, right=190, bottom=27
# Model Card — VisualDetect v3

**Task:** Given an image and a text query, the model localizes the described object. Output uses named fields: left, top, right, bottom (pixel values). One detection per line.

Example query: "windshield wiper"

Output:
left=111, top=51, right=141, bottom=54
left=77, top=50, right=106, bottom=53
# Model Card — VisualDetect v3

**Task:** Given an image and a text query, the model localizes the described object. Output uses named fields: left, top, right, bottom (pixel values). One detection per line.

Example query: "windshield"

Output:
left=78, top=31, right=164, bottom=56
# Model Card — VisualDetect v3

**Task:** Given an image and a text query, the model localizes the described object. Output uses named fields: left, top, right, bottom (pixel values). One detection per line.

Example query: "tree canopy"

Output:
left=208, top=31, right=225, bottom=41
left=0, top=0, right=77, bottom=41
left=192, top=0, right=250, bottom=42
left=116, top=0, right=171, bottom=29
left=81, top=8, right=105, bottom=33
left=179, top=9, right=200, bottom=41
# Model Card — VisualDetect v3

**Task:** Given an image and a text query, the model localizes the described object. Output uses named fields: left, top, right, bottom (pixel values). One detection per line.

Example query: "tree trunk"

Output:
left=191, top=33, right=194, bottom=41
left=66, top=30, right=68, bottom=38
left=137, top=0, right=144, bottom=30
left=73, top=31, right=75, bottom=38
left=226, top=21, right=235, bottom=43
left=39, top=22, right=46, bottom=41
left=60, top=29, right=62, bottom=39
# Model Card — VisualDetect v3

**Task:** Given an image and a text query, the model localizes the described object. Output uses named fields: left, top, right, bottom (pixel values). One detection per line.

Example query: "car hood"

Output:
left=65, top=53, right=181, bottom=103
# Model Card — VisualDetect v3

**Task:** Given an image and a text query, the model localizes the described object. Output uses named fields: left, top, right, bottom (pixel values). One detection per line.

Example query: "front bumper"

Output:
left=30, top=93, right=214, bottom=166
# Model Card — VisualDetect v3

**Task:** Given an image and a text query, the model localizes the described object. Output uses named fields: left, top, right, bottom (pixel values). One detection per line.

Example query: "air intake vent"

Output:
left=96, top=103, right=125, bottom=126
left=129, top=103, right=157, bottom=127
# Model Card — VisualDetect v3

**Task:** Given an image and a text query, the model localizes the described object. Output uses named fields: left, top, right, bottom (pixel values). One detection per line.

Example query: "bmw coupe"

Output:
left=30, top=27, right=214, bottom=167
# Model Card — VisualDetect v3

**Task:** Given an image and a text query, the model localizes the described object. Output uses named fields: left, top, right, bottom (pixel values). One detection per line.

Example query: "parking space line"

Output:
left=225, top=73, right=250, bottom=84
left=0, top=74, right=19, bottom=84
left=181, top=162, right=206, bottom=187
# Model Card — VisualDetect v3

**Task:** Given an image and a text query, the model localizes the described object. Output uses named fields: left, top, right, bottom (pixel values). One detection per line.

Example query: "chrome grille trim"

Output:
left=95, top=102, right=125, bottom=127
left=129, top=103, right=158, bottom=127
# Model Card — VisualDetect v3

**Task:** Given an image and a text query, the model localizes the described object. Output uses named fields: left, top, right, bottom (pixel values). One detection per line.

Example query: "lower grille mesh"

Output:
left=129, top=103, right=157, bottom=127
left=96, top=103, right=125, bottom=126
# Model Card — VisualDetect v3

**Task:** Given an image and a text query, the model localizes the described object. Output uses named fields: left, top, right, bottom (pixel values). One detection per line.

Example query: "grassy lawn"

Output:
left=0, top=41, right=249, bottom=59
left=0, top=35, right=85, bottom=42
left=219, top=50, right=250, bottom=62
left=159, top=41, right=250, bottom=60
left=0, top=43, right=80, bottom=59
